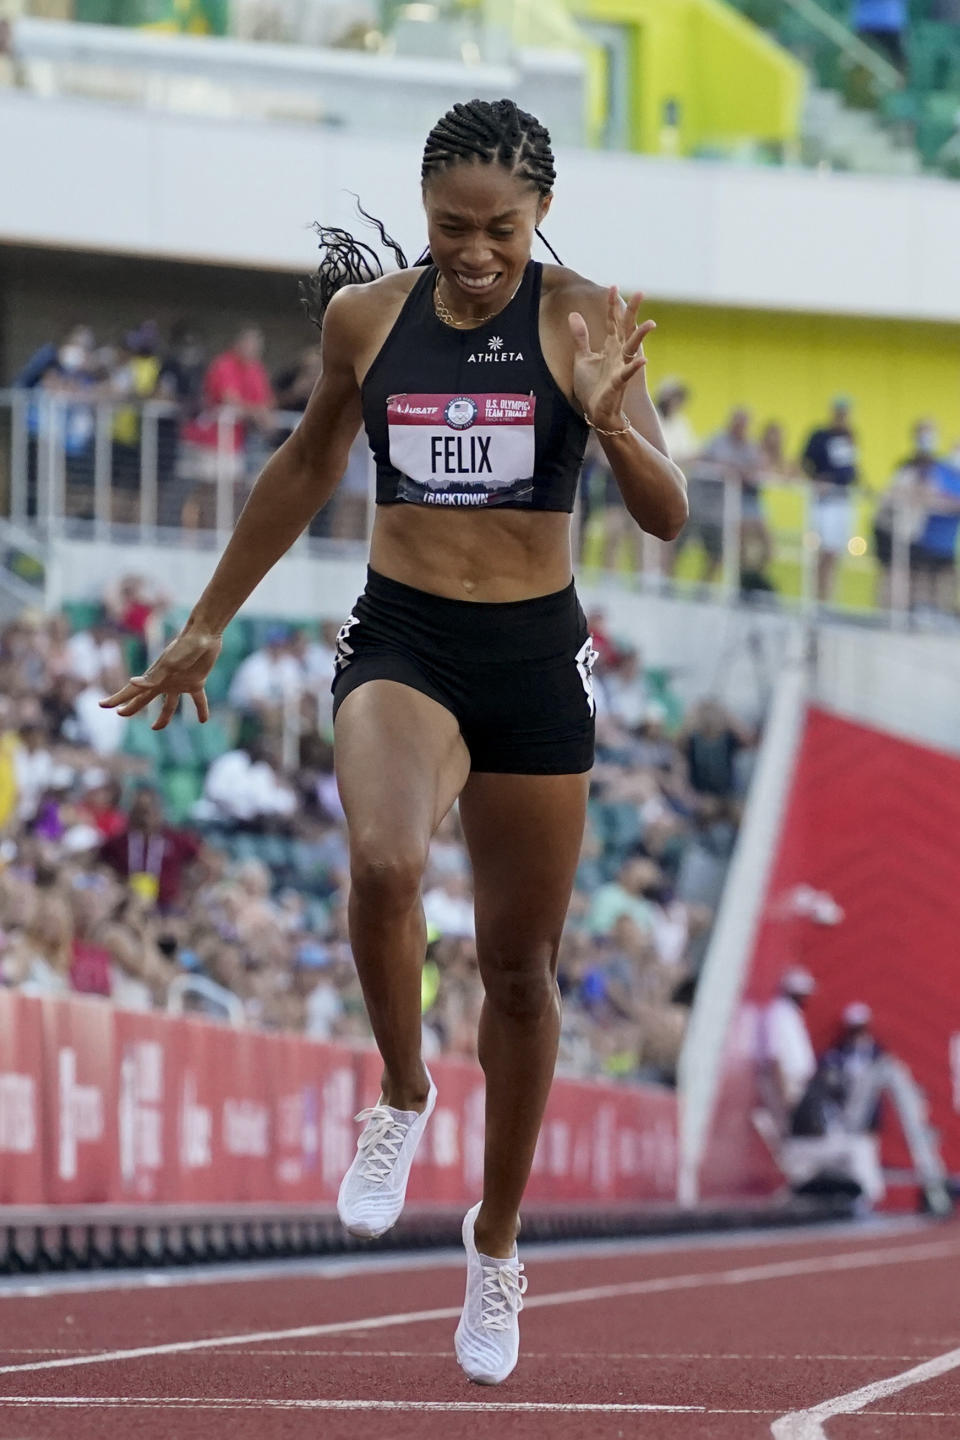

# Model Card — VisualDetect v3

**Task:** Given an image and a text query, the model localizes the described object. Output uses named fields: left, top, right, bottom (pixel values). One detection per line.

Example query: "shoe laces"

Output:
left=353, top=1105, right=408, bottom=1183
left=480, top=1260, right=528, bottom=1331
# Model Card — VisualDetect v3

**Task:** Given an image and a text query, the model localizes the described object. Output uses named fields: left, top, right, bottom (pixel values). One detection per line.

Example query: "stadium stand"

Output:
left=0, top=598, right=750, bottom=1088
left=732, top=0, right=960, bottom=174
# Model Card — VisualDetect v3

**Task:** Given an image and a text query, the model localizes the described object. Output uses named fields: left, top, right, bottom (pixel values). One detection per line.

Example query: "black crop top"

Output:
left=361, top=261, right=588, bottom=511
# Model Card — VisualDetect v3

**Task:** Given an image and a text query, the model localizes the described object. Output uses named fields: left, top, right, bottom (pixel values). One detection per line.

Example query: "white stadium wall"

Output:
left=4, top=86, right=960, bottom=322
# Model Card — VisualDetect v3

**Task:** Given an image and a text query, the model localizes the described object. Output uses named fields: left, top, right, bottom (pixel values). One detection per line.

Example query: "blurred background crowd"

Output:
left=14, top=318, right=960, bottom=617
left=0, top=588, right=756, bottom=1085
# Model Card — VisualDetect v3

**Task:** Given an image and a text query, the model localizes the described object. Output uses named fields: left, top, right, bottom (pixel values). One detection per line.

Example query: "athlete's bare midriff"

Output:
left=369, top=505, right=573, bottom=601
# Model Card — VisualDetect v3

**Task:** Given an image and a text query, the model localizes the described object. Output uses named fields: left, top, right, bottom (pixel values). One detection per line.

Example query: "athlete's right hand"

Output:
left=100, top=628, right=221, bottom=730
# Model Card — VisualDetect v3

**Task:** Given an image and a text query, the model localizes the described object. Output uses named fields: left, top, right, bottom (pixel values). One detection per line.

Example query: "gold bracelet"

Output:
left=585, top=412, right=632, bottom=437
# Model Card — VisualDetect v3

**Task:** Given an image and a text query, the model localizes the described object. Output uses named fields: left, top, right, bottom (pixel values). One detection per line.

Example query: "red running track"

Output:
left=1, top=1219, right=959, bottom=1439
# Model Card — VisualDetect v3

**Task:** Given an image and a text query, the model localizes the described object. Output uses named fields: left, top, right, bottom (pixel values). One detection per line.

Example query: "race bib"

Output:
left=387, top=392, right=536, bottom=507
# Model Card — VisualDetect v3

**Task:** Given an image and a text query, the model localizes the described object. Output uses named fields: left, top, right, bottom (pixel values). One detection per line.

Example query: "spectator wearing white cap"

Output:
left=757, top=967, right=818, bottom=1135
left=821, top=1002, right=885, bottom=1132
left=782, top=999, right=887, bottom=1207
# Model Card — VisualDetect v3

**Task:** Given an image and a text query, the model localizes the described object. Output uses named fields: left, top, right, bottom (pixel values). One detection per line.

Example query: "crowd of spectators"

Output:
left=0, top=593, right=757, bottom=1086
left=12, top=319, right=368, bottom=537
left=584, top=381, right=960, bottom=614
left=12, top=318, right=960, bottom=617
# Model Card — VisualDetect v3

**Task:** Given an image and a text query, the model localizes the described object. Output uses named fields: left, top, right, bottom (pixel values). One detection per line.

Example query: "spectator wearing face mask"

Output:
left=873, top=419, right=960, bottom=615
left=15, top=325, right=99, bottom=518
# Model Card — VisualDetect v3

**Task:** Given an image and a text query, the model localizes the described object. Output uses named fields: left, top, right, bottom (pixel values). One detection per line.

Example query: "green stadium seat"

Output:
left=916, top=91, right=960, bottom=162
left=63, top=600, right=104, bottom=633
left=594, top=801, right=644, bottom=856
left=160, top=767, right=204, bottom=826
left=910, top=23, right=960, bottom=92
left=161, top=718, right=198, bottom=768
left=122, top=717, right=164, bottom=767
left=191, top=715, right=235, bottom=766
left=203, top=662, right=234, bottom=705
left=225, top=616, right=256, bottom=655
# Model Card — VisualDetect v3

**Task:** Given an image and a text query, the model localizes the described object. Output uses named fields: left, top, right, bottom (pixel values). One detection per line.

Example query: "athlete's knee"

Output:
left=350, top=838, right=425, bottom=910
left=480, top=941, right=559, bottom=1021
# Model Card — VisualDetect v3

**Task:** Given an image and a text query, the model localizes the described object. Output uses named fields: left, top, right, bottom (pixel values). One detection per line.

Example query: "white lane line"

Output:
left=0, top=1397, right=708, bottom=1413
left=771, top=1345, right=960, bottom=1438
left=0, top=1397, right=957, bottom=1418
left=240, top=1349, right=927, bottom=1362
left=1, top=1235, right=958, bottom=1381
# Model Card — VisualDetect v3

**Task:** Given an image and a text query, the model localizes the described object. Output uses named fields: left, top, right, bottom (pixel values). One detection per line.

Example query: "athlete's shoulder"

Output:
left=539, top=264, right=608, bottom=311
left=324, top=269, right=422, bottom=328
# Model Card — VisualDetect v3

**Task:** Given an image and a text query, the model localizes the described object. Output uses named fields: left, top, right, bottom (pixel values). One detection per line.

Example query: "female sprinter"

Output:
left=102, top=98, right=687, bottom=1385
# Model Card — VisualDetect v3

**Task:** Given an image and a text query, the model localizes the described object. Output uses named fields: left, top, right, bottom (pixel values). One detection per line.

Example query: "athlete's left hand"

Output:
left=568, top=287, right=656, bottom=432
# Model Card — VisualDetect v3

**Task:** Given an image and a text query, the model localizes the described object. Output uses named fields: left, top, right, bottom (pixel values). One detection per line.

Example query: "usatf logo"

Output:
left=488, top=336, right=504, bottom=352
left=444, top=396, right=479, bottom=430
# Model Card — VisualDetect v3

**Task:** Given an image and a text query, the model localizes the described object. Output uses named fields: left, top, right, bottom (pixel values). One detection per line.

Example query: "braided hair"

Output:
left=421, top=97, right=556, bottom=197
left=301, top=98, right=561, bottom=331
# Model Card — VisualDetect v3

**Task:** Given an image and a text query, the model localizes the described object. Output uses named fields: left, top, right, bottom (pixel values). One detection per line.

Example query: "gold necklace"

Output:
left=433, top=274, right=521, bottom=329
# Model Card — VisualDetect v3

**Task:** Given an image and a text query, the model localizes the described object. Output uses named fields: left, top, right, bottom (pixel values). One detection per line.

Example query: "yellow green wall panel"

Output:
left=646, top=302, right=960, bottom=493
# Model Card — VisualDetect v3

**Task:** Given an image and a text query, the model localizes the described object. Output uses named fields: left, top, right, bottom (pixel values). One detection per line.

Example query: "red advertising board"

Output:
left=114, top=1009, right=181, bottom=1203
left=0, top=990, right=44, bottom=1204
left=40, top=994, right=117, bottom=1205
left=0, top=993, right=679, bottom=1209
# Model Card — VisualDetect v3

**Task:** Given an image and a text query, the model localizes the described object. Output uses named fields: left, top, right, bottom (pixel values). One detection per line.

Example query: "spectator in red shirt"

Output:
left=99, top=787, right=202, bottom=912
left=77, top=770, right=127, bottom=840
left=180, top=326, right=275, bottom=529
left=183, top=326, right=273, bottom=453
left=104, top=573, right=171, bottom=672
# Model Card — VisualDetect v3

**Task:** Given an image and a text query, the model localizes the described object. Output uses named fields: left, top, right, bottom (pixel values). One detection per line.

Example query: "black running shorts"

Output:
left=331, top=568, right=596, bottom=775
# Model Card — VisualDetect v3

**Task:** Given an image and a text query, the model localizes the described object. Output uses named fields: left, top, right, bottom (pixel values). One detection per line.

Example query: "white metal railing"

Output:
left=0, top=389, right=373, bottom=551
left=584, top=452, right=946, bottom=630
left=167, top=973, right=245, bottom=1026
left=2, top=389, right=954, bottom=629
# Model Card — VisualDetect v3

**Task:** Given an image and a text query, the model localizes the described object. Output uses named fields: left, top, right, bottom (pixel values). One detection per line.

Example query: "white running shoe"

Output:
left=336, top=1072, right=437, bottom=1239
left=454, top=1201, right=528, bottom=1386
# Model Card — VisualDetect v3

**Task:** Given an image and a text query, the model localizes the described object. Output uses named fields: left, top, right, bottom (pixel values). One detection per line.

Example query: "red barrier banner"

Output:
left=41, top=995, right=116, bottom=1205
left=0, top=992, right=679, bottom=1209
left=114, top=1010, right=180, bottom=1204
left=175, top=1015, right=221, bottom=1205
left=0, top=990, right=44, bottom=1204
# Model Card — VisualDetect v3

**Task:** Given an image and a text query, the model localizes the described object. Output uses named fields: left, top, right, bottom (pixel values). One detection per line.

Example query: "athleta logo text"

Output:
left=467, top=350, right=524, bottom=364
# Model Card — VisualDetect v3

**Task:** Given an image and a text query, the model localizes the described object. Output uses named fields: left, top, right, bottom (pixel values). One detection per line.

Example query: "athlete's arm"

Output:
left=99, top=290, right=365, bottom=728
left=185, top=289, right=364, bottom=636
left=566, top=284, right=688, bottom=542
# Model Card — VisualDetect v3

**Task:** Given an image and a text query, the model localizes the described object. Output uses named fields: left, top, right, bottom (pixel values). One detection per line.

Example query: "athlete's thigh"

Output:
left=458, top=771, right=590, bottom=955
left=335, top=680, right=471, bottom=851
